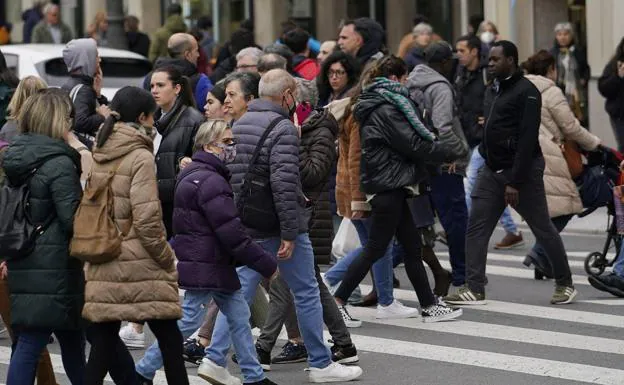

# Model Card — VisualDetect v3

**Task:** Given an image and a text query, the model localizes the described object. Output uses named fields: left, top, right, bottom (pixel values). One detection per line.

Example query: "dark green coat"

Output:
left=3, top=134, right=84, bottom=330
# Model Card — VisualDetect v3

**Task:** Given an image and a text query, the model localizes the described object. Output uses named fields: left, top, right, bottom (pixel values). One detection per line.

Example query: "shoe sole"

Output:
left=344, top=322, right=362, bottom=328
left=121, top=340, right=145, bottom=349
left=261, top=364, right=272, bottom=371
left=494, top=241, right=525, bottom=250
left=272, top=357, right=307, bottom=364
left=422, top=308, right=463, bottom=323
left=443, top=299, right=487, bottom=306
left=197, top=372, right=230, bottom=385
left=309, top=367, right=363, bottom=383
left=551, top=289, right=578, bottom=305
left=588, top=277, right=624, bottom=298
left=335, top=355, right=360, bottom=364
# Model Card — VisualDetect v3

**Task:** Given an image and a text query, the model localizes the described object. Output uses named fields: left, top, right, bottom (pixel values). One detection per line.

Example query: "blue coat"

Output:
left=173, top=151, right=277, bottom=292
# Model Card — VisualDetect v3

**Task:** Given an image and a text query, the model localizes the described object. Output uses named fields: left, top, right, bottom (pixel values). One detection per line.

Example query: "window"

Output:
left=38, top=57, right=152, bottom=88
left=3, top=54, right=18, bottom=77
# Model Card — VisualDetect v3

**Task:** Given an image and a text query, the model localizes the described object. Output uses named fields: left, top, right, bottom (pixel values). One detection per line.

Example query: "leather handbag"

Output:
left=561, top=140, right=583, bottom=179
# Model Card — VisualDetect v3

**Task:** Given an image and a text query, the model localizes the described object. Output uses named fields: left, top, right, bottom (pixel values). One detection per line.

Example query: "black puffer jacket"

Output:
left=229, top=99, right=303, bottom=241
left=61, top=75, right=108, bottom=137
left=3, top=134, right=84, bottom=330
left=598, top=60, right=624, bottom=120
left=354, top=92, right=459, bottom=194
left=479, top=71, right=542, bottom=188
left=155, top=101, right=204, bottom=238
left=455, top=64, right=489, bottom=148
left=300, top=109, right=338, bottom=264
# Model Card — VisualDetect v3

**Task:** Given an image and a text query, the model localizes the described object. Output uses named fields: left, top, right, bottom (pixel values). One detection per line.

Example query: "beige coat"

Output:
left=82, top=123, right=181, bottom=323
left=67, top=131, right=93, bottom=186
left=525, top=75, right=601, bottom=218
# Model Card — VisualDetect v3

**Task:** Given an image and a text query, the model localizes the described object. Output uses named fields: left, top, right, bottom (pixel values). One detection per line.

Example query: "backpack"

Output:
left=410, top=80, right=454, bottom=135
left=69, top=159, right=124, bottom=264
left=236, top=117, right=286, bottom=232
left=0, top=152, right=58, bottom=260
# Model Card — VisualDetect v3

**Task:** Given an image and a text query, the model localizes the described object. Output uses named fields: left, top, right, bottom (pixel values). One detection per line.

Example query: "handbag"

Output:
left=236, top=117, right=286, bottom=232
left=561, top=140, right=583, bottom=179
left=577, top=165, right=614, bottom=208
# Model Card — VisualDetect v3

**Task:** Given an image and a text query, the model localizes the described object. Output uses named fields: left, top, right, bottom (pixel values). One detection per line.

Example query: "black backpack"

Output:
left=0, top=155, right=57, bottom=260
left=236, top=117, right=286, bottom=232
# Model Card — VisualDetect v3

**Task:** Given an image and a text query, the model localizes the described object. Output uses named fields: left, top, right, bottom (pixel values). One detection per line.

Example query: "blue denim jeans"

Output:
left=324, top=218, right=394, bottom=306
left=205, top=233, right=332, bottom=369
left=8, top=330, right=85, bottom=385
left=465, top=148, right=518, bottom=235
left=432, top=173, right=467, bottom=286
left=614, top=241, right=624, bottom=278
left=136, top=290, right=264, bottom=383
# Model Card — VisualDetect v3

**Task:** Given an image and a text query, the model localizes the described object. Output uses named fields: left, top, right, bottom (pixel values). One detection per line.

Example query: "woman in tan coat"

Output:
left=82, top=86, right=188, bottom=385
left=522, top=50, right=601, bottom=278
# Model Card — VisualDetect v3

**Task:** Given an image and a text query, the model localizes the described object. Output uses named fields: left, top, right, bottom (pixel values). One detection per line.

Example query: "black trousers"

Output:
left=334, top=189, right=436, bottom=308
left=85, top=319, right=189, bottom=385
left=465, top=158, right=573, bottom=293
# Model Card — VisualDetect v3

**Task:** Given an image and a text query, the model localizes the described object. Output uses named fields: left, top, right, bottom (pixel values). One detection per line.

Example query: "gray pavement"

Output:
left=0, top=227, right=622, bottom=385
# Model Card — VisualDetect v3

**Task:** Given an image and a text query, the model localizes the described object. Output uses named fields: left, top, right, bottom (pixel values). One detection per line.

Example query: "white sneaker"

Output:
left=376, top=300, right=420, bottom=319
left=197, top=358, right=242, bottom=385
left=119, top=324, right=145, bottom=349
left=309, top=362, right=363, bottom=383
left=338, top=305, right=362, bottom=328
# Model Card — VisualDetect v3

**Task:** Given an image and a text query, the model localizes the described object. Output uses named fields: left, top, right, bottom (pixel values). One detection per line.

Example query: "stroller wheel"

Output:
left=584, top=252, right=607, bottom=276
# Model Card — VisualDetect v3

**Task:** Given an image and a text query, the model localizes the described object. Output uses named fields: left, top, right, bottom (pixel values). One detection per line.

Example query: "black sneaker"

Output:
left=245, top=379, right=279, bottom=385
left=271, top=341, right=307, bottom=364
left=182, top=338, right=204, bottom=365
left=421, top=303, right=463, bottom=323
left=136, top=372, right=153, bottom=385
left=232, top=343, right=272, bottom=371
left=330, top=343, right=359, bottom=364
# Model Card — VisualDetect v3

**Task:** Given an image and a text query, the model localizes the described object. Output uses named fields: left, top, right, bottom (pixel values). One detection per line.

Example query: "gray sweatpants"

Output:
left=256, top=265, right=352, bottom=353
left=465, top=158, right=573, bottom=293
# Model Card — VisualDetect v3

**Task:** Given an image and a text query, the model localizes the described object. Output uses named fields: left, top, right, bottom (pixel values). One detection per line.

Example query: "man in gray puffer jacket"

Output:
left=407, top=41, right=470, bottom=288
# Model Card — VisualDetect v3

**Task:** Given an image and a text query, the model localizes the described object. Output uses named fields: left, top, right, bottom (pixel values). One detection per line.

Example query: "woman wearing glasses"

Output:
left=317, top=51, right=360, bottom=108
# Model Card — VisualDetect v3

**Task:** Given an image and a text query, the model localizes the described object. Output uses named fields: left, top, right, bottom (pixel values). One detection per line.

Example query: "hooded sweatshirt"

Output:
left=407, top=64, right=470, bottom=175
left=61, top=38, right=105, bottom=141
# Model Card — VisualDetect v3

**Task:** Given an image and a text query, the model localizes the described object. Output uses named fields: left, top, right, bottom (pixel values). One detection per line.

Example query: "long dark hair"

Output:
left=96, top=86, right=157, bottom=148
left=521, top=50, right=555, bottom=76
left=0, top=51, right=19, bottom=88
left=152, top=66, right=196, bottom=109
left=317, top=51, right=360, bottom=104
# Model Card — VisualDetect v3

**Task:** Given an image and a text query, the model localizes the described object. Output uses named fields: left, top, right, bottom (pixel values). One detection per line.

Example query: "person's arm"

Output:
left=508, top=86, right=541, bottom=188
left=345, top=115, right=368, bottom=212
left=130, top=151, right=175, bottom=270
left=300, top=121, right=337, bottom=190
left=47, top=156, right=82, bottom=235
left=73, top=86, right=105, bottom=136
left=598, top=62, right=623, bottom=100
left=198, top=178, right=277, bottom=279
left=547, top=87, right=600, bottom=151
left=269, top=121, right=300, bottom=242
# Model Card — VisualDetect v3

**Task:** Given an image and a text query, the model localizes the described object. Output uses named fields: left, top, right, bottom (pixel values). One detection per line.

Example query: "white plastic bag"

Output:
left=331, top=218, right=361, bottom=260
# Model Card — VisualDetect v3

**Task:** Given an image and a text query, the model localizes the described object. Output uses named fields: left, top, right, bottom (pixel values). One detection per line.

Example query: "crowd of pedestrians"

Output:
left=0, top=6, right=623, bottom=385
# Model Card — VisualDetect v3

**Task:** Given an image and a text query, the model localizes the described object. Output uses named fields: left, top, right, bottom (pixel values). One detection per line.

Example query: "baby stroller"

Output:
left=581, top=146, right=623, bottom=277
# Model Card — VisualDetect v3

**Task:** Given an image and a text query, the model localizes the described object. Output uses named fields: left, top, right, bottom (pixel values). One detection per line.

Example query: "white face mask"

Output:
left=480, top=31, right=495, bottom=44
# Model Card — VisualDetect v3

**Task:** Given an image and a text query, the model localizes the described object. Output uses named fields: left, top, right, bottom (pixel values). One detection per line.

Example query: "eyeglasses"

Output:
left=328, top=70, right=346, bottom=78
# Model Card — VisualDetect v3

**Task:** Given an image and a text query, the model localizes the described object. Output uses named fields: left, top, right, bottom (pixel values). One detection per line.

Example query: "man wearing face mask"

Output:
left=207, top=69, right=363, bottom=383
left=407, top=41, right=470, bottom=290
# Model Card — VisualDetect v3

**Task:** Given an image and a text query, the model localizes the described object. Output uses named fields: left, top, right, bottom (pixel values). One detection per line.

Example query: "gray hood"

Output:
left=407, top=64, right=452, bottom=90
left=63, top=38, right=98, bottom=77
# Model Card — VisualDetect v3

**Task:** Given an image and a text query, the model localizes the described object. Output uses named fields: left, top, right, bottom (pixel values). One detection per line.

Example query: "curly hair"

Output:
left=317, top=50, right=360, bottom=104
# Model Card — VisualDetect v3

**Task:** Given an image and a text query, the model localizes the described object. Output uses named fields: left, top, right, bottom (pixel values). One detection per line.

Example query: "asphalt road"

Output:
left=0, top=226, right=622, bottom=385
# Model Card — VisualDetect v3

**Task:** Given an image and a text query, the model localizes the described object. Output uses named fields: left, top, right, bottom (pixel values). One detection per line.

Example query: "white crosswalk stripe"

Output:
left=0, top=250, right=621, bottom=384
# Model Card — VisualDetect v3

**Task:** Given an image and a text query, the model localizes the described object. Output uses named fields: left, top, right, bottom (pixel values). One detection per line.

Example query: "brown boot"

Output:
left=421, top=246, right=452, bottom=297
left=494, top=232, right=525, bottom=250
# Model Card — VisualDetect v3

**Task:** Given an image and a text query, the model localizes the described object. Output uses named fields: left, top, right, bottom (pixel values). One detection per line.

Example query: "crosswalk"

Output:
left=0, top=250, right=622, bottom=384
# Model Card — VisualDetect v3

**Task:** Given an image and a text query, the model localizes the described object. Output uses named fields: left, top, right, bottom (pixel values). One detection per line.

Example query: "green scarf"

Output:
left=363, top=77, right=435, bottom=142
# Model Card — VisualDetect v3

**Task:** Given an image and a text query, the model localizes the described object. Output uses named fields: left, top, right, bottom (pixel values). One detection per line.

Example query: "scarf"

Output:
left=363, top=77, right=436, bottom=142
left=556, top=46, right=580, bottom=103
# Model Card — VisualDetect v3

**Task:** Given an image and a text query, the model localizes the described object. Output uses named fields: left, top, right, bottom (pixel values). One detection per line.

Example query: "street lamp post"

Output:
left=106, top=0, right=127, bottom=50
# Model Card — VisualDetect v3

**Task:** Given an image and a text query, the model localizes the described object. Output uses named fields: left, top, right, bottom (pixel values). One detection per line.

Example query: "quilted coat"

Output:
left=525, top=75, right=600, bottom=218
left=2, top=134, right=84, bottom=330
left=300, top=109, right=338, bottom=264
left=82, top=123, right=181, bottom=323
left=173, top=150, right=277, bottom=292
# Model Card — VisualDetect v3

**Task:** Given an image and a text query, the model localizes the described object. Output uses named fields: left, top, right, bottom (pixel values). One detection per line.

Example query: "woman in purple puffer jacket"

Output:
left=135, top=119, right=279, bottom=385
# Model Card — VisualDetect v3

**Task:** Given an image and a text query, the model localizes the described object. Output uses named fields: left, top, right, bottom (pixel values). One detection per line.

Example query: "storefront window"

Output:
left=416, top=0, right=454, bottom=41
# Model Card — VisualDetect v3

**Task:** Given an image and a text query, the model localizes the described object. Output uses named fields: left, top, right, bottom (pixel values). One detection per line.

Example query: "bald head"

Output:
left=168, top=33, right=199, bottom=65
left=259, top=69, right=297, bottom=107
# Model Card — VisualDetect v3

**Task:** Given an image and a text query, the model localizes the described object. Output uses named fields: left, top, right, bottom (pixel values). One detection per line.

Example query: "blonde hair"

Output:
left=18, top=89, right=73, bottom=140
left=194, top=119, right=229, bottom=151
left=7, top=76, right=47, bottom=119
left=478, top=20, right=499, bottom=36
